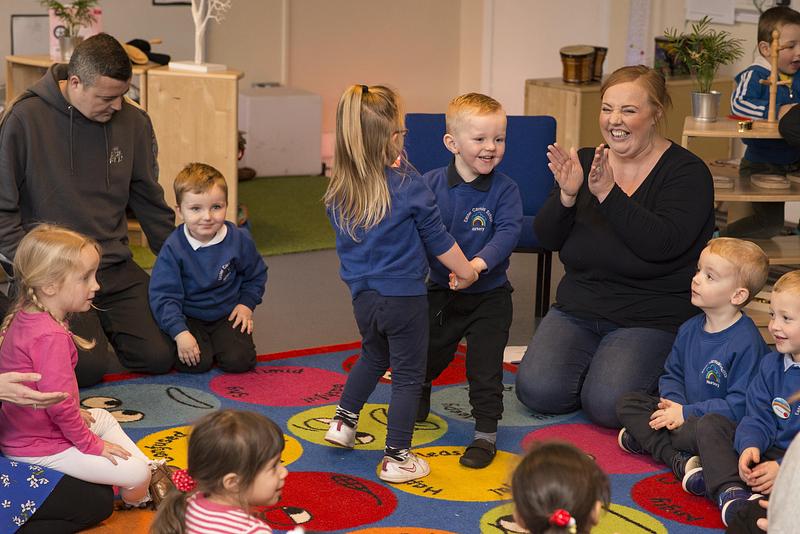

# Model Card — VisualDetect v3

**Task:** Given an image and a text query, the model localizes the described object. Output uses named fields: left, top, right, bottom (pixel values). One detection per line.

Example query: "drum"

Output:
left=592, top=46, right=608, bottom=81
left=560, top=45, right=595, bottom=84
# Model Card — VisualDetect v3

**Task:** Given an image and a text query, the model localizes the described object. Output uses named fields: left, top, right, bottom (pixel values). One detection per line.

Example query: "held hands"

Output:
left=229, top=304, right=254, bottom=334
left=588, top=144, right=615, bottom=202
left=546, top=143, right=583, bottom=207
left=0, top=372, right=68, bottom=408
left=448, top=268, right=479, bottom=291
left=649, top=398, right=685, bottom=430
left=175, top=331, right=201, bottom=367
left=739, top=447, right=779, bottom=494
left=100, top=439, right=132, bottom=466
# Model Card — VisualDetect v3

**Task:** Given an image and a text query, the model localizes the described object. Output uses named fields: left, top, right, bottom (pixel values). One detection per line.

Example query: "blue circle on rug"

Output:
left=80, top=384, right=220, bottom=428
left=429, top=384, right=578, bottom=427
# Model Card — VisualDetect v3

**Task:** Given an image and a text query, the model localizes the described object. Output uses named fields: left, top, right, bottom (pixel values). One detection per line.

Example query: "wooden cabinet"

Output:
left=146, top=66, right=243, bottom=222
left=524, top=76, right=732, bottom=161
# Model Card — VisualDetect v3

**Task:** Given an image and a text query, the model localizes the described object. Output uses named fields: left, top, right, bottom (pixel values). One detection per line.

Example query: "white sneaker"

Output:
left=325, top=419, right=356, bottom=448
left=378, top=451, right=430, bottom=483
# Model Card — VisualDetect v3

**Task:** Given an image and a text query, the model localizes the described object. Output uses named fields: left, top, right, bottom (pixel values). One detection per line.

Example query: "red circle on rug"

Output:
left=521, top=423, right=661, bottom=474
left=632, top=472, right=724, bottom=529
left=342, top=354, right=516, bottom=385
left=209, top=366, right=346, bottom=406
left=256, top=471, right=397, bottom=532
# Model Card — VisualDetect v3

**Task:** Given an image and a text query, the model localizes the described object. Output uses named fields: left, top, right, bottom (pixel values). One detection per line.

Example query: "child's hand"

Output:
left=546, top=143, right=583, bottom=206
left=101, top=440, right=131, bottom=466
left=469, top=257, right=487, bottom=275
left=739, top=447, right=761, bottom=482
left=449, top=268, right=479, bottom=291
left=588, top=144, right=615, bottom=202
left=228, top=304, right=254, bottom=334
left=748, top=460, right=779, bottom=494
left=80, top=409, right=95, bottom=427
left=175, top=331, right=200, bottom=367
left=649, top=398, right=684, bottom=430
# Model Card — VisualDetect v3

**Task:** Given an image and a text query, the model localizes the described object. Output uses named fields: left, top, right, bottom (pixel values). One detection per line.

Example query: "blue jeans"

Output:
left=515, top=307, right=675, bottom=428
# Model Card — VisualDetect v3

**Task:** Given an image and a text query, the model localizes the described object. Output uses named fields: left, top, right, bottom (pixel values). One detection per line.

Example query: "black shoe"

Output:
left=671, top=450, right=700, bottom=480
left=459, top=439, right=496, bottom=469
left=415, top=383, right=432, bottom=422
left=617, top=428, right=645, bottom=455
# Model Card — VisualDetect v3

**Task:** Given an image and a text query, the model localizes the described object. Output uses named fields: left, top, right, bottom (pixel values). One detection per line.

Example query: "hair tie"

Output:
left=549, top=509, right=577, bottom=533
left=361, top=84, right=369, bottom=94
left=171, top=468, right=197, bottom=493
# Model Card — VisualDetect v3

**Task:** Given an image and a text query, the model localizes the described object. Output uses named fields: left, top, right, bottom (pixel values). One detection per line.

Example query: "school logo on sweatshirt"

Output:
left=463, top=207, right=493, bottom=232
left=701, top=360, right=727, bottom=388
left=772, top=397, right=791, bottom=419
left=109, top=146, right=123, bottom=164
left=217, top=262, right=233, bottom=282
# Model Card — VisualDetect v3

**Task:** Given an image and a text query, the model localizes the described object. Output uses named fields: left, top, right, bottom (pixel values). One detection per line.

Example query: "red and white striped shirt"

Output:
left=185, top=493, right=272, bottom=534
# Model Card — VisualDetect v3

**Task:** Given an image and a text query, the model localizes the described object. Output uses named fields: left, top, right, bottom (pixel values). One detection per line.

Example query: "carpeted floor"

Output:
left=78, top=342, right=725, bottom=534
left=130, top=175, right=334, bottom=269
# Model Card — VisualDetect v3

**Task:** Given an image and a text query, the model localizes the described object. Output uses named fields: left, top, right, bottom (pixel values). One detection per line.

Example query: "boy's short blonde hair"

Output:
left=173, top=162, right=228, bottom=205
left=445, top=93, right=504, bottom=135
left=773, top=270, right=800, bottom=297
left=706, top=238, right=769, bottom=307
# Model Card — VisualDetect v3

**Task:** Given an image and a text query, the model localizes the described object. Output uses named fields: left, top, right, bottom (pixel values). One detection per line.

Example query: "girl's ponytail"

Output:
left=149, top=488, right=191, bottom=534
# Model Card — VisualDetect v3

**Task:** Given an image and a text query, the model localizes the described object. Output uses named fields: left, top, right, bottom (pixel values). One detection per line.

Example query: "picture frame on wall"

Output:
left=152, top=0, right=191, bottom=5
left=10, top=14, right=50, bottom=55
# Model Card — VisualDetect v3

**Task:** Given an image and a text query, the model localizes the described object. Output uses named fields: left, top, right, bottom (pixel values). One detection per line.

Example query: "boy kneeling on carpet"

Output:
left=150, top=163, right=268, bottom=374
left=416, top=92, right=522, bottom=469
left=686, top=270, right=800, bottom=527
left=616, top=237, right=770, bottom=522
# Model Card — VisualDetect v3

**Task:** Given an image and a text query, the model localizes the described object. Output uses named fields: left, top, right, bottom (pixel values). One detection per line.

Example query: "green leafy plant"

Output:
left=40, top=0, right=98, bottom=37
left=664, top=16, right=745, bottom=94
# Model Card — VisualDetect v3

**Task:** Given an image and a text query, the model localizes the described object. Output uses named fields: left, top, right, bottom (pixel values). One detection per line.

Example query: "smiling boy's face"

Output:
left=760, top=23, right=800, bottom=75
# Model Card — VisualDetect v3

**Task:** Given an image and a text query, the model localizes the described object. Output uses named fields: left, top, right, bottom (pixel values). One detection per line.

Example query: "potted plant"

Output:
left=40, top=0, right=99, bottom=61
left=664, top=16, right=744, bottom=122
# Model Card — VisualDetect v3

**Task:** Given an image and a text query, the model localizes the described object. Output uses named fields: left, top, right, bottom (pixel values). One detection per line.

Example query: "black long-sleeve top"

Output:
left=535, top=143, right=714, bottom=333
left=779, top=104, right=800, bottom=147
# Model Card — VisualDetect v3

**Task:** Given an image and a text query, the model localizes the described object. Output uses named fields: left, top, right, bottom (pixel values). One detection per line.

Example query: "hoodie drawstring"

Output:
left=103, top=125, right=110, bottom=189
left=68, top=106, right=74, bottom=175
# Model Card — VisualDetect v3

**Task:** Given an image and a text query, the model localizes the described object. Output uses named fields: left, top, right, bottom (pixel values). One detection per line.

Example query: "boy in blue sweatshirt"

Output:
left=149, top=163, right=267, bottom=374
left=690, top=270, right=800, bottom=527
left=416, top=93, right=523, bottom=469
left=727, top=6, right=800, bottom=238
left=616, top=238, right=769, bottom=490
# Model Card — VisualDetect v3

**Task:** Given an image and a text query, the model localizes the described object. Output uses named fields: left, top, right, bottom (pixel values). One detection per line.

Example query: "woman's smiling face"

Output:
left=599, top=80, right=661, bottom=159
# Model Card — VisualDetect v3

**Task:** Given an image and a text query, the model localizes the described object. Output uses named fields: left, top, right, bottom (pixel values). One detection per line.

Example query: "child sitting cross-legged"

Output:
left=616, top=238, right=770, bottom=495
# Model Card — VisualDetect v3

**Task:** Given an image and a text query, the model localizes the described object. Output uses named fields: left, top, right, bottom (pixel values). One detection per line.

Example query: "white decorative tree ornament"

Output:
left=169, top=0, right=232, bottom=72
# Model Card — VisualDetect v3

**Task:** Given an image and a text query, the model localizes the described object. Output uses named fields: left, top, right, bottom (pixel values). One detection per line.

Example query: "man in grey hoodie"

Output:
left=0, top=33, right=176, bottom=386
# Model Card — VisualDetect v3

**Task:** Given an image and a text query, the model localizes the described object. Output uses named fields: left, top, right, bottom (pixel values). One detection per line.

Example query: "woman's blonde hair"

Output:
left=324, top=84, right=405, bottom=241
left=151, top=410, right=285, bottom=534
left=0, top=224, right=99, bottom=350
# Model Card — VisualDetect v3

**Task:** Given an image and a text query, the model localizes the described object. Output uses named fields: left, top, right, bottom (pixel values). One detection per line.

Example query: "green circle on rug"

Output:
left=429, top=384, right=578, bottom=427
left=595, top=504, right=667, bottom=534
left=388, top=446, right=519, bottom=501
left=480, top=503, right=525, bottom=533
left=348, top=528, right=456, bottom=534
left=138, top=426, right=303, bottom=469
left=287, top=404, right=447, bottom=450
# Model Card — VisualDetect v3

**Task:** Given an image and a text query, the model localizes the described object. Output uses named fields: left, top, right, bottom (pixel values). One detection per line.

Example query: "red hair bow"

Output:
left=549, top=509, right=577, bottom=532
left=171, top=468, right=197, bottom=492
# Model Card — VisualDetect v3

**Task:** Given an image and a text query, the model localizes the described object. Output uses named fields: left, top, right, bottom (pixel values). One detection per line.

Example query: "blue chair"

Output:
left=404, top=113, right=557, bottom=317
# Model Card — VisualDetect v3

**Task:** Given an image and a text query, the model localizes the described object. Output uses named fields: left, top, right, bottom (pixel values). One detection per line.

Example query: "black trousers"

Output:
left=70, top=258, right=175, bottom=386
left=426, top=285, right=513, bottom=433
left=696, top=413, right=784, bottom=503
left=616, top=391, right=699, bottom=466
left=174, top=315, right=257, bottom=374
left=17, top=476, right=113, bottom=533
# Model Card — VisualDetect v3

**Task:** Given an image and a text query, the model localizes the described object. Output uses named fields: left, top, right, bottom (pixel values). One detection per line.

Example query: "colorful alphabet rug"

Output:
left=81, top=342, right=726, bottom=533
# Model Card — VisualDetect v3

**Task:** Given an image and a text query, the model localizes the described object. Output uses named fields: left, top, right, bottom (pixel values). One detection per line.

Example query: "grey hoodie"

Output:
left=0, top=64, right=175, bottom=268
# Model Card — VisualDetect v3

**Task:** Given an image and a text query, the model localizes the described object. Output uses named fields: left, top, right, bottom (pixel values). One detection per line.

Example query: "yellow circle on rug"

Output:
left=480, top=503, right=525, bottom=533
left=288, top=404, right=447, bottom=450
left=595, top=503, right=667, bottom=534
left=138, top=426, right=303, bottom=469
left=348, top=528, right=456, bottom=534
left=388, top=446, right=519, bottom=501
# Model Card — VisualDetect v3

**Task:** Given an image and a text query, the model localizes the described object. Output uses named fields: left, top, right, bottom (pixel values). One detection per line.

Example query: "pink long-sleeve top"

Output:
left=0, top=311, right=103, bottom=457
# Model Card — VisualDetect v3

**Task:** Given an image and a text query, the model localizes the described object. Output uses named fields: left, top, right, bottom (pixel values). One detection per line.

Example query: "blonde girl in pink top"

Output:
left=0, top=225, right=157, bottom=507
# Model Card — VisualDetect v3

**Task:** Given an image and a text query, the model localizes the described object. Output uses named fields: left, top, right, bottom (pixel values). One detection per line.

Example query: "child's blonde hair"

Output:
left=445, top=92, right=504, bottom=135
left=0, top=225, right=98, bottom=350
left=324, top=84, right=405, bottom=241
left=151, top=410, right=285, bottom=534
left=773, top=270, right=800, bottom=297
left=705, top=238, right=769, bottom=307
left=512, top=441, right=609, bottom=534
left=173, top=162, right=228, bottom=205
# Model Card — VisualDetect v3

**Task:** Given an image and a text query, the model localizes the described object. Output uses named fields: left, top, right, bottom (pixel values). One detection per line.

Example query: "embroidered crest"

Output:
left=109, top=146, right=123, bottom=164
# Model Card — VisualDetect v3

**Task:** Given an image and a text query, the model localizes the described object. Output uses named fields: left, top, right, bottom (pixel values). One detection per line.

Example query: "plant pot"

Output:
left=58, top=35, right=84, bottom=62
left=691, top=91, right=722, bottom=122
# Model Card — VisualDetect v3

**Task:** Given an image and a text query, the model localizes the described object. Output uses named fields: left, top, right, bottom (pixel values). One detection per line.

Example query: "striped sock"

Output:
left=385, top=446, right=409, bottom=462
left=334, top=406, right=359, bottom=428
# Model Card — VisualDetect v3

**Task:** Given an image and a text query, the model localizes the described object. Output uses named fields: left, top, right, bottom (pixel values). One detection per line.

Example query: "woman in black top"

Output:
left=515, top=66, right=715, bottom=428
